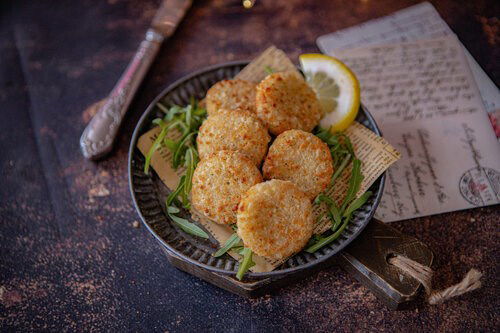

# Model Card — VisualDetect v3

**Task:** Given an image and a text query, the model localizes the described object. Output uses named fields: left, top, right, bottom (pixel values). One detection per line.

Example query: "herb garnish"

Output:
left=264, top=65, right=275, bottom=75
left=212, top=230, right=254, bottom=281
left=213, top=233, right=242, bottom=257
left=236, top=248, right=255, bottom=280
left=145, top=100, right=255, bottom=279
left=315, top=128, right=354, bottom=178
left=145, top=100, right=209, bottom=239
left=306, top=128, right=372, bottom=253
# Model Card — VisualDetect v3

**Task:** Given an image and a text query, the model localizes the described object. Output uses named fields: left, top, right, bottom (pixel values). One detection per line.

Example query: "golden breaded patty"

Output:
left=262, top=129, right=333, bottom=200
left=205, top=79, right=256, bottom=116
left=255, top=72, right=321, bottom=135
left=197, top=109, right=270, bottom=166
left=237, top=180, right=313, bottom=260
left=191, top=150, right=262, bottom=225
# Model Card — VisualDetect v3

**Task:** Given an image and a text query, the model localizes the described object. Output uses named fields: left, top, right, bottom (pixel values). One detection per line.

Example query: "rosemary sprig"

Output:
left=173, top=132, right=197, bottom=169
left=168, top=210, right=209, bottom=239
left=166, top=175, right=186, bottom=207
left=212, top=230, right=255, bottom=281
left=330, top=153, right=351, bottom=186
left=231, top=246, right=244, bottom=253
left=236, top=248, right=255, bottom=280
left=343, top=190, right=372, bottom=218
left=182, top=147, right=197, bottom=204
left=306, top=191, right=372, bottom=253
left=315, top=194, right=342, bottom=228
left=307, top=127, right=372, bottom=253
left=144, top=101, right=206, bottom=174
left=144, top=122, right=168, bottom=175
left=212, top=228, right=257, bottom=282
left=165, top=175, right=209, bottom=239
left=145, top=102, right=208, bottom=239
left=340, top=158, right=363, bottom=214
left=213, top=233, right=242, bottom=257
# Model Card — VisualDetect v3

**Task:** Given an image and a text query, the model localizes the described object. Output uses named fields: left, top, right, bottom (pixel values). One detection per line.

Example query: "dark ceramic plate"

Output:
left=129, top=61, right=385, bottom=279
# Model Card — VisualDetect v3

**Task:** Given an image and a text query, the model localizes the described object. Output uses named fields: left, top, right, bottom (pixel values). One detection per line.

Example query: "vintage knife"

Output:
left=80, top=0, right=192, bottom=160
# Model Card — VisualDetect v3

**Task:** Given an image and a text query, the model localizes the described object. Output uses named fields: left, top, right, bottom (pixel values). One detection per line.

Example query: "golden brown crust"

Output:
left=191, top=150, right=262, bottom=225
left=262, top=129, right=333, bottom=200
left=205, top=79, right=257, bottom=116
left=196, top=108, right=271, bottom=166
left=255, top=72, right=321, bottom=135
left=237, top=180, right=313, bottom=260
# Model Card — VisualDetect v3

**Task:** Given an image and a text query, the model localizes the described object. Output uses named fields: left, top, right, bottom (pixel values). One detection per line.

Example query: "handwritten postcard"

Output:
left=317, top=1, right=500, bottom=136
left=333, top=36, right=500, bottom=222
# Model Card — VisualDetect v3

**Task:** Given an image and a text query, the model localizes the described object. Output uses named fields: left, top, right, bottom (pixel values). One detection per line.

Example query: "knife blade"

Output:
left=80, top=0, right=192, bottom=160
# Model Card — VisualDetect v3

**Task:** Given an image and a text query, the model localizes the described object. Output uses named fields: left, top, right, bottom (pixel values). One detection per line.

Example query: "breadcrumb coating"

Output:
left=206, top=79, right=256, bottom=116
left=262, top=129, right=333, bottom=200
left=197, top=108, right=270, bottom=166
left=191, top=150, right=262, bottom=225
left=237, top=180, right=313, bottom=260
left=255, top=72, right=321, bottom=135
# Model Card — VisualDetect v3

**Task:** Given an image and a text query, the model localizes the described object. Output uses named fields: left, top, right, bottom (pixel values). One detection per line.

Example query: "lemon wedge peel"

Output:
left=299, top=54, right=360, bottom=132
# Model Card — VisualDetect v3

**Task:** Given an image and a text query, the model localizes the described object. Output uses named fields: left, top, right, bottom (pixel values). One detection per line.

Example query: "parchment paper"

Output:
left=137, top=46, right=400, bottom=272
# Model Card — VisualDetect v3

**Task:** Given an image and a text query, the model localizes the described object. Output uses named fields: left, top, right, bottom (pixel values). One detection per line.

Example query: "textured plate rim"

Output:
left=128, top=61, right=385, bottom=278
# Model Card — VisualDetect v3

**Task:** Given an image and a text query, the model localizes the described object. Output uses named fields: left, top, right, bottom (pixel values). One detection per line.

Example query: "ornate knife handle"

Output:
left=80, top=29, right=164, bottom=160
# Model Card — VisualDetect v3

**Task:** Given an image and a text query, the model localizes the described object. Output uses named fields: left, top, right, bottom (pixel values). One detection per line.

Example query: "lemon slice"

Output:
left=299, top=54, right=360, bottom=132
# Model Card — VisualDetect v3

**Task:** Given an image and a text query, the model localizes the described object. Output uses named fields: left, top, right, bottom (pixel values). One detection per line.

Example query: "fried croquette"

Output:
left=237, top=180, right=314, bottom=260
left=197, top=108, right=270, bottom=166
left=262, top=129, right=333, bottom=200
left=255, top=72, right=321, bottom=135
left=205, top=79, right=256, bottom=116
left=191, top=150, right=262, bottom=225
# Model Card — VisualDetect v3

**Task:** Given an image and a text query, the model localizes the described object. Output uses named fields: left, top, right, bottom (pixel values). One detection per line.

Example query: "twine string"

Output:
left=388, top=254, right=482, bottom=305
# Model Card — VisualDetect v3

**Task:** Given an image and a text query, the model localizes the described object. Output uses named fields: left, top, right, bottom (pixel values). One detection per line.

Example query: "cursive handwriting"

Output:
left=340, top=38, right=482, bottom=125
left=417, top=129, right=448, bottom=204
left=404, top=169, right=420, bottom=215
left=461, top=123, right=482, bottom=169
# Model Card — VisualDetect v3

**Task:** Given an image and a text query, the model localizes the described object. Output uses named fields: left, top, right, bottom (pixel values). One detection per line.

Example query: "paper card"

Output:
left=317, top=2, right=500, bottom=129
left=333, top=36, right=500, bottom=222
left=137, top=46, right=400, bottom=272
left=235, top=45, right=297, bottom=82
left=377, top=114, right=500, bottom=221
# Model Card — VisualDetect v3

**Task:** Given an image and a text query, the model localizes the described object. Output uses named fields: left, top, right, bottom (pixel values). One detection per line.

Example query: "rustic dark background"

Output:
left=1, top=0, right=499, bottom=331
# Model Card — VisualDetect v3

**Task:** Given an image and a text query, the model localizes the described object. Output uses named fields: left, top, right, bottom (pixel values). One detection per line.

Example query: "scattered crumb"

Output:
left=470, top=218, right=476, bottom=222
left=132, top=221, right=140, bottom=228
left=100, top=170, right=110, bottom=179
left=0, top=287, right=22, bottom=307
left=88, top=184, right=110, bottom=198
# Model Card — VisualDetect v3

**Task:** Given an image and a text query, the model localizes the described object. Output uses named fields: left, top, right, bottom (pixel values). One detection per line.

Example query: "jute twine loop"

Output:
left=388, top=254, right=482, bottom=305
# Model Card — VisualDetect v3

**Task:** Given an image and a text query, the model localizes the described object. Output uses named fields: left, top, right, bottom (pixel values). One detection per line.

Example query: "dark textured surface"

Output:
left=0, top=0, right=498, bottom=331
